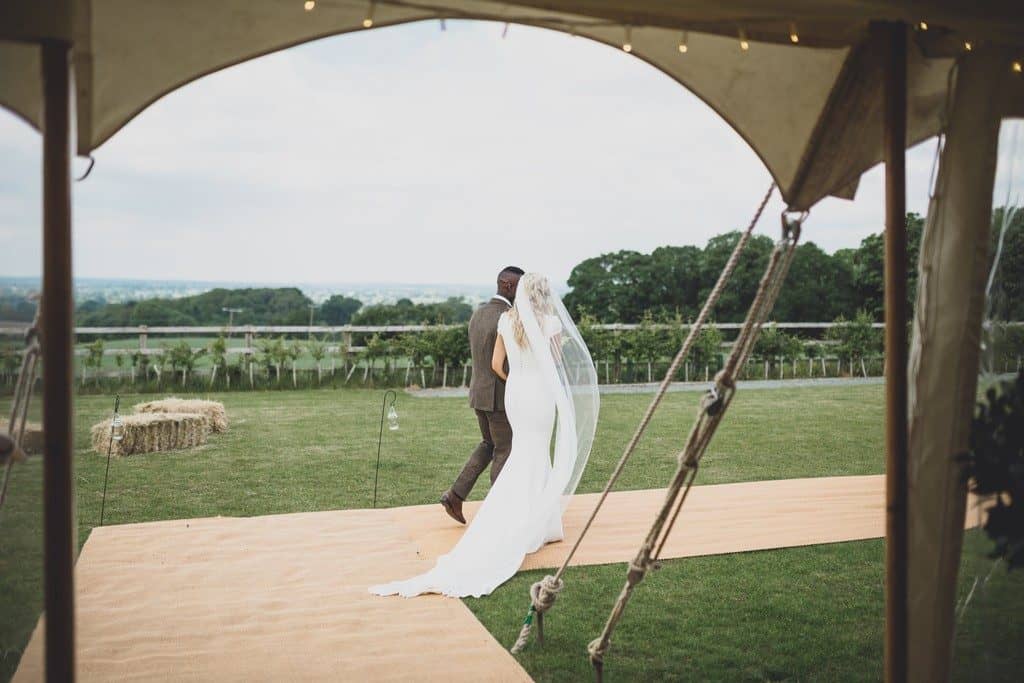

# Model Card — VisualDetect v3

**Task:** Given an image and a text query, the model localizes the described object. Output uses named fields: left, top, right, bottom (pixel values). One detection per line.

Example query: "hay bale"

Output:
left=133, top=397, right=228, bottom=432
left=0, top=419, right=44, bottom=454
left=90, top=412, right=210, bottom=457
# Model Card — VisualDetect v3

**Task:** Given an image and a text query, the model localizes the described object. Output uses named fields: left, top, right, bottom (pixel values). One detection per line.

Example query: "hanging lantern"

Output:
left=111, top=414, right=125, bottom=442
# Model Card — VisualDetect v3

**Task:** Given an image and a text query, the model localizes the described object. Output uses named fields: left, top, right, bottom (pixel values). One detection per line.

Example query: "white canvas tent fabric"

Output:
left=906, top=48, right=1020, bottom=682
left=2, top=1, right=1024, bottom=681
left=1, top=1, right=1022, bottom=209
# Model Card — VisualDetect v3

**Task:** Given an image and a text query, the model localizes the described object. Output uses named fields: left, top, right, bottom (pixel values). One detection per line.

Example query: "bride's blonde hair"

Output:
left=508, top=273, right=554, bottom=349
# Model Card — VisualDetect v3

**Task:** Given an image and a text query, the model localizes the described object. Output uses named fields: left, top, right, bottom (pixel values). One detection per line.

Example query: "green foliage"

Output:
left=307, top=337, right=327, bottom=363
left=208, top=335, right=228, bottom=372
left=755, top=325, right=803, bottom=360
left=960, top=372, right=1024, bottom=569
left=352, top=297, right=472, bottom=325
left=1, top=344, right=22, bottom=376
left=826, top=311, right=882, bottom=362
left=75, top=287, right=318, bottom=327
left=988, top=206, right=1024, bottom=322
left=163, top=340, right=205, bottom=375
left=563, top=212, right=943, bottom=325
left=629, top=312, right=663, bottom=364
left=319, top=295, right=363, bottom=325
left=691, top=324, right=725, bottom=369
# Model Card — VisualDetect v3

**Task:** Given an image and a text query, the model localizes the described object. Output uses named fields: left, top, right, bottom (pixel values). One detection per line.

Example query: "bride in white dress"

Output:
left=370, top=273, right=599, bottom=598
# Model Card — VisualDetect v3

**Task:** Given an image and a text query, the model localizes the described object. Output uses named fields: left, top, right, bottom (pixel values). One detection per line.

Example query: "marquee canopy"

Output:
left=1, top=1, right=1023, bottom=210
left=3, top=3, right=1024, bottom=682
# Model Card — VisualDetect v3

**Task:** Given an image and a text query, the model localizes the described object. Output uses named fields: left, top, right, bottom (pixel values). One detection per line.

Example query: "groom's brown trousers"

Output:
left=451, top=297, right=514, bottom=501
left=452, top=409, right=513, bottom=501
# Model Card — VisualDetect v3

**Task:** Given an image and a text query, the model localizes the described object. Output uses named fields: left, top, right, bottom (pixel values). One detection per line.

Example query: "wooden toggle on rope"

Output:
left=587, top=214, right=803, bottom=682
left=1, top=304, right=42, bottom=509
left=509, top=183, right=777, bottom=655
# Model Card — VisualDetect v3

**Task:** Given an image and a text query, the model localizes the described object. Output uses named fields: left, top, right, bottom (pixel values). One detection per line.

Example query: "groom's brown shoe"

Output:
left=440, top=490, right=466, bottom=524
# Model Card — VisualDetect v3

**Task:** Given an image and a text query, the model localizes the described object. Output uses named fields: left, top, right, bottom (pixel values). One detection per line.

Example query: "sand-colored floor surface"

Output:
left=18, top=474, right=956, bottom=681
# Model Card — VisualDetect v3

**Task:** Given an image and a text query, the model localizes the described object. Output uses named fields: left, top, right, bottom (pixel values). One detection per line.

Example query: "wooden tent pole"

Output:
left=879, top=21, right=908, bottom=683
left=41, top=39, right=76, bottom=682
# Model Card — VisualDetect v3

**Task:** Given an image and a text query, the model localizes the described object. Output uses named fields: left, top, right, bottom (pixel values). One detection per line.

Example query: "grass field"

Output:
left=1, top=385, right=1020, bottom=681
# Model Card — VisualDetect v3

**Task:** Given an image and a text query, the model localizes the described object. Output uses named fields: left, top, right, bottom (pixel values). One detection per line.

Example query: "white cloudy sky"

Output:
left=1, top=21, right=1019, bottom=288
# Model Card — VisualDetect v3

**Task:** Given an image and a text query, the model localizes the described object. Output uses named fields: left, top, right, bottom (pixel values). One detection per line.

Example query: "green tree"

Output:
left=208, top=335, right=228, bottom=386
left=827, top=311, right=882, bottom=375
left=308, top=337, right=327, bottom=384
left=164, top=340, right=205, bottom=386
left=84, top=339, right=105, bottom=386
left=320, top=295, right=362, bottom=325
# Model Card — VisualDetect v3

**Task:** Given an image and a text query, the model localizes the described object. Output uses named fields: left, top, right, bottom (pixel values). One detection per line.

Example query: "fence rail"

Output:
left=0, top=321, right=899, bottom=338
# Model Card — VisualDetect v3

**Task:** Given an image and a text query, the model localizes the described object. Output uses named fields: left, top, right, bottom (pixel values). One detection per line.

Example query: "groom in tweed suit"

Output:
left=440, top=266, right=524, bottom=524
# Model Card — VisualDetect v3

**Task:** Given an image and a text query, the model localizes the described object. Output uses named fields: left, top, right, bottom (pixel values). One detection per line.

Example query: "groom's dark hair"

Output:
left=500, top=266, right=525, bottom=277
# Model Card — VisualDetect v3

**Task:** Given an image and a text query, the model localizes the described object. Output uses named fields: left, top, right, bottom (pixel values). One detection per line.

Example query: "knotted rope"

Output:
left=1, top=303, right=42, bottom=509
left=510, top=575, right=564, bottom=653
left=509, top=183, right=776, bottom=654
left=588, top=215, right=803, bottom=681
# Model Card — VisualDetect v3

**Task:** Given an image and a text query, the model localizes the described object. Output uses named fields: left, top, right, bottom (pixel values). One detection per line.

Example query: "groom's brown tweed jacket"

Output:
left=468, top=298, right=510, bottom=412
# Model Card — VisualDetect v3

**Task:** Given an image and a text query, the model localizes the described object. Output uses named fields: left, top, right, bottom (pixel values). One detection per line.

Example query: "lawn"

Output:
left=1, top=385, right=1020, bottom=681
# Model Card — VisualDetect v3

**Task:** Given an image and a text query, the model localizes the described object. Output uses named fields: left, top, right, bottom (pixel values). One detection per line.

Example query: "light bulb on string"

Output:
left=678, top=30, right=688, bottom=53
left=789, top=22, right=799, bottom=44
left=303, top=0, right=315, bottom=11
left=964, top=40, right=973, bottom=52
left=622, top=25, right=632, bottom=53
left=739, top=28, right=749, bottom=51
left=363, top=1, right=375, bottom=28
left=918, top=21, right=928, bottom=31
left=1014, top=60, right=1023, bottom=74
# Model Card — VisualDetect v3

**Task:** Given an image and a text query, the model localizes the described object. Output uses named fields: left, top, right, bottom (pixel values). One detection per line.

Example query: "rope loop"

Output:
left=530, top=574, right=564, bottom=612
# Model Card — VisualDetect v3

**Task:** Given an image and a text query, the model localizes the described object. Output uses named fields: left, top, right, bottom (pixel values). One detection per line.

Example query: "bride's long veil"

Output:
left=516, top=275, right=599, bottom=519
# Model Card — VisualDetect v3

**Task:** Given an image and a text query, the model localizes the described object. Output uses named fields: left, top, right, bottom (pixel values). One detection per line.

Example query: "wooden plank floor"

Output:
left=18, top=474, right=957, bottom=681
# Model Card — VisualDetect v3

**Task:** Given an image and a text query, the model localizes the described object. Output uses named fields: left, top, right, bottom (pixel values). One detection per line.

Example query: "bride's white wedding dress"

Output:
left=370, top=274, right=598, bottom=599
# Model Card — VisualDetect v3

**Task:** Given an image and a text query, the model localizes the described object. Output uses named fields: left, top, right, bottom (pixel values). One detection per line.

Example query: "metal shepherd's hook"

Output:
left=373, top=390, right=398, bottom=508
left=99, top=394, right=123, bottom=526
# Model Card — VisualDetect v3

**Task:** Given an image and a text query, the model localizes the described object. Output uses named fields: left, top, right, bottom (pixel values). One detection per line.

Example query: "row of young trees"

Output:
left=12, top=315, right=1023, bottom=394
left=57, top=314, right=895, bottom=391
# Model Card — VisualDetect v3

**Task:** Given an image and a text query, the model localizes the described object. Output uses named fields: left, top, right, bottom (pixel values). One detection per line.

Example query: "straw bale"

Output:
left=90, top=412, right=210, bottom=457
left=133, top=397, right=228, bottom=432
left=0, top=419, right=44, bottom=454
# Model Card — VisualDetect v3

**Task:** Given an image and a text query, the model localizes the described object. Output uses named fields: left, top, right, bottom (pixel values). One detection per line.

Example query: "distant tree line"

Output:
left=563, top=210, right=1024, bottom=323
left=66, top=287, right=473, bottom=328
left=1, top=209, right=1020, bottom=329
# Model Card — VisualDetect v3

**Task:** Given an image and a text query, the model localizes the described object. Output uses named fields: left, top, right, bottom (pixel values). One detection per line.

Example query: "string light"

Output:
left=303, top=0, right=315, bottom=11
left=739, top=28, right=749, bottom=51
left=964, top=40, right=973, bottom=52
left=789, top=22, right=799, bottom=44
left=678, top=30, right=688, bottom=53
left=622, top=25, right=632, bottom=53
left=1014, top=60, right=1023, bottom=74
left=918, top=21, right=928, bottom=31
left=363, top=1, right=375, bottom=28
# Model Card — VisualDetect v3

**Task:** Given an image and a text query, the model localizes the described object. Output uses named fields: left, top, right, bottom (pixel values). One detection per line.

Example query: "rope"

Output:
left=587, top=215, right=803, bottom=680
left=508, top=182, right=776, bottom=654
left=1, top=305, right=42, bottom=510
left=510, top=575, right=563, bottom=653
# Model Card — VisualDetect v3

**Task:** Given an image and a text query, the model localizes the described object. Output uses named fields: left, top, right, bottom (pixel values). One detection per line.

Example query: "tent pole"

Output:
left=41, top=39, right=76, bottom=682
left=879, top=21, right=908, bottom=683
